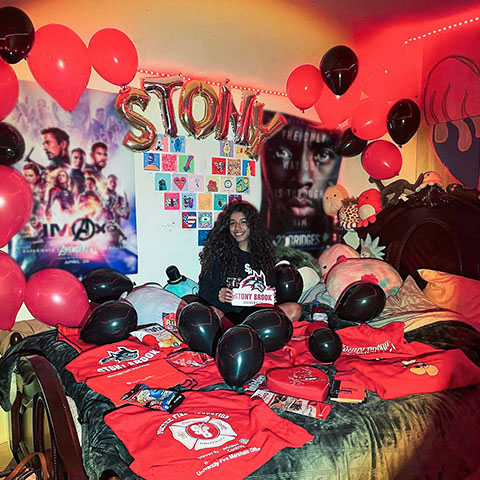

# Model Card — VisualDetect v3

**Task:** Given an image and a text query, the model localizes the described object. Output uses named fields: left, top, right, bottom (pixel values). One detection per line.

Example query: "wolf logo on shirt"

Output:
left=99, top=346, right=139, bottom=364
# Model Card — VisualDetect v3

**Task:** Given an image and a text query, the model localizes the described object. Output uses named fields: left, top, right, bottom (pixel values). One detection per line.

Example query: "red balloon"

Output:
left=286, top=64, right=323, bottom=111
left=25, top=268, right=90, bottom=327
left=0, top=251, right=26, bottom=330
left=27, top=24, right=91, bottom=111
left=314, top=83, right=361, bottom=130
left=0, top=58, right=19, bottom=121
left=0, top=165, right=33, bottom=247
left=350, top=99, right=390, bottom=140
left=89, top=28, right=138, bottom=87
left=361, top=140, right=403, bottom=180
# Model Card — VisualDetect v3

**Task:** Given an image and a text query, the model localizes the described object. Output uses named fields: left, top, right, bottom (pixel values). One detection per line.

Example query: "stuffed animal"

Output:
left=416, top=171, right=443, bottom=190
left=323, top=184, right=349, bottom=217
left=338, top=198, right=361, bottom=229
left=317, top=243, right=360, bottom=280
left=357, top=188, right=382, bottom=227
left=318, top=243, right=402, bottom=302
left=369, top=173, right=424, bottom=206
left=360, top=234, right=386, bottom=259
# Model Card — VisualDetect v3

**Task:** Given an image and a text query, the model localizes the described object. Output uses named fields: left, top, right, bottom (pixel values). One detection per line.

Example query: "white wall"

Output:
left=9, top=62, right=322, bottom=321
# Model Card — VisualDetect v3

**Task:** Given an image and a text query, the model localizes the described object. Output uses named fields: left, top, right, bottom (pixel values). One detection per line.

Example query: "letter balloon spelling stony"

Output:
left=115, top=79, right=287, bottom=159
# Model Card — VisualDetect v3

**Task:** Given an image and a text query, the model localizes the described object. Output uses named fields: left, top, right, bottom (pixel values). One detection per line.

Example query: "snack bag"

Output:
left=130, top=324, right=187, bottom=353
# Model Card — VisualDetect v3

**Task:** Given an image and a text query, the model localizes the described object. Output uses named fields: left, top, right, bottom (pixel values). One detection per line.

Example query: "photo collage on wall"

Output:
left=143, top=137, right=256, bottom=246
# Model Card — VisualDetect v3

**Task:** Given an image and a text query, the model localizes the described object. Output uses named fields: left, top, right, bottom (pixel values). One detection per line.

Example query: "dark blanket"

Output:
left=1, top=320, right=480, bottom=480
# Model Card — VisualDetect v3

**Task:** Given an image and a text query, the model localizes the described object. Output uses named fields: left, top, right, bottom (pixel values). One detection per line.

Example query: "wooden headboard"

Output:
left=357, top=184, right=480, bottom=288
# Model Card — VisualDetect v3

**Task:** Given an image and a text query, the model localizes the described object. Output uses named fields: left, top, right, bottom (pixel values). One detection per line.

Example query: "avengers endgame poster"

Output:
left=7, top=81, right=138, bottom=277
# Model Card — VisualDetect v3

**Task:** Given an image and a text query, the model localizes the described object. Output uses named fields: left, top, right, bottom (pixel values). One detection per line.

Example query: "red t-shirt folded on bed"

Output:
left=104, top=390, right=314, bottom=480
left=65, top=340, right=191, bottom=405
left=334, top=342, right=480, bottom=399
left=336, top=322, right=421, bottom=359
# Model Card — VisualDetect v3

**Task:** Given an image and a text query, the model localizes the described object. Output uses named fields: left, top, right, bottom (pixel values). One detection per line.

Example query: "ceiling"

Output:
left=6, top=0, right=480, bottom=96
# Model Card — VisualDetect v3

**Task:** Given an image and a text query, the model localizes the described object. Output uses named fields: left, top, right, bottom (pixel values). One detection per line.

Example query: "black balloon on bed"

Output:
left=308, top=327, right=342, bottom=363
left=274, top=264, right=303, bottom=303
left=335, top=281, right=386, bottom=323
left=80, top=300, right=138, bottom=345
left=216, top=325, right=265, bottom=388
left=81, top=267, right=134, bottom=304
left=177, top=302, right=222, bottom=357
left=242, top=308, right=293, bottom=352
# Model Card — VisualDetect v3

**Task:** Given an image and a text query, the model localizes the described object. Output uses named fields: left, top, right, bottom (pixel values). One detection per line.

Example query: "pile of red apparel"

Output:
left=105, top=390, right=314, bottom=480
left=334, top=322, right=480, bottom=399
left=66, top=339, right=191, bottom=406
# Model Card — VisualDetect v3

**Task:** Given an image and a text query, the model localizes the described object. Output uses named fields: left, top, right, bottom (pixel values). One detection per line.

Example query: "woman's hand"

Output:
left=218, top=287, right=234, bottom=304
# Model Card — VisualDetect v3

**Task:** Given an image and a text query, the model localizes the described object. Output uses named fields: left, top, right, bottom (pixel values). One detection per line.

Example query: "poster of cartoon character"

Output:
left=7, top=81, right=138, bottom=277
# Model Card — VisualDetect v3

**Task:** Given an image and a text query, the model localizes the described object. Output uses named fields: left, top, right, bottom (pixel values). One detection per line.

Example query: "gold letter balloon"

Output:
left=115, top=86, right=157, bottom=151
left=116, top=79, right=287, bottom=159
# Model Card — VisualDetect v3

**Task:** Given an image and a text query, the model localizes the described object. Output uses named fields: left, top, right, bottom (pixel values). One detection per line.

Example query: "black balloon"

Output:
left=216, top=325, right=265, bottom=388
left=80, top=300, right=137, bottom=345
left=0, top=7, right=35, bottom=64
left=336, top=128, right=367, bottom=157
left=320, top=45, right=358, bottom=96
left=242, top=308, right=293, bottom=352
left=177, top=302, right=222, bottom=356
left=387, top=99, right=421, bottom=146
left=335, top=281, right=386, bottom=323
left=0, top=122, right=25, bottom=166
left=81, top=267, right=134, bottom=303
left=274, top=264, right=303, bottom=303
left=308, top=327, right=342, bottom=363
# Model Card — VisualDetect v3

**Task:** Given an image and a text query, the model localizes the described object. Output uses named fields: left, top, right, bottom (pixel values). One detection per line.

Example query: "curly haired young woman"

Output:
left=198, top=201, right=301, bottom=324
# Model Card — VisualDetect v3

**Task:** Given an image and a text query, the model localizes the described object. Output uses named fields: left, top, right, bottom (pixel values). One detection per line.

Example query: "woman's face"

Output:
left=57, top=170, right=69, bottom=186
left=229, top=211, right=250, bottom=250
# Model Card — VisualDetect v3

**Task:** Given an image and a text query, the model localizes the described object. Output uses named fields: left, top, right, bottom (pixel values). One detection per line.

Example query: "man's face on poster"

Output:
left=263, top=126, right=341, bottom=227
left=92, top=147, right=108, bottom=169
left=86, top=178, right=96, bottom=191
left=71, top=151, right=84, bottom=169
left=43, top=133, right=66, bottom=160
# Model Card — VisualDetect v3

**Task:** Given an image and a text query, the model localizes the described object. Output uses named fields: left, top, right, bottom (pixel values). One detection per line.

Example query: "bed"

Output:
left=1, top=184, right=480, bottom=480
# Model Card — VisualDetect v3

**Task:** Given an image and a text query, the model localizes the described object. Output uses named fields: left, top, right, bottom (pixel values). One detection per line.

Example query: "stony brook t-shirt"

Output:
left=104, top=390, right=314, bottom=480
left=66, top=340, right=191, bottom=405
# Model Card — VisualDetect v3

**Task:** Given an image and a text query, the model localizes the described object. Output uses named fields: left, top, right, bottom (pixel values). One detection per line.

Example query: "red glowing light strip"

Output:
left=137, top=68, right=288, bottom=96
left=138, top=15, right=479, bottom=96
left=405, top=15, right=480, bottom=43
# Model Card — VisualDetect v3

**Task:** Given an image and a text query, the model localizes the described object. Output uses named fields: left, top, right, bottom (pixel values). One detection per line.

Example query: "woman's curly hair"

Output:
left=199, top=201, right=276, bottom=284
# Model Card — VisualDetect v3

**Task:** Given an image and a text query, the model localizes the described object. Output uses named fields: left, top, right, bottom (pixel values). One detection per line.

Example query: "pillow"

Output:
left=298, top=266, right=321, bottom=294
left=373, top=275, right=467, bottom=332
left=379, top=275, right=441, bottom=318
left=418, top=269, right=480, bottom=324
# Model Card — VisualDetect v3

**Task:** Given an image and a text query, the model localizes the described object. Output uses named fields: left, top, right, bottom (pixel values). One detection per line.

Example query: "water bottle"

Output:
left=163, top=265, right=199, bottom=298
left=311, top=301, right=328, bottom=324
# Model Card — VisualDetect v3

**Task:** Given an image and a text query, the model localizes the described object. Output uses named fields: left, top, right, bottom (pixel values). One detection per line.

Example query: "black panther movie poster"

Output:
left=260, top=111, right=342, bottom=259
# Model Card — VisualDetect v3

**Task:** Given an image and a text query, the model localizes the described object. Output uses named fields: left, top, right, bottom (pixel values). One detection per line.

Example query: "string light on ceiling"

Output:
left=138, top=13, right=480, bottom=97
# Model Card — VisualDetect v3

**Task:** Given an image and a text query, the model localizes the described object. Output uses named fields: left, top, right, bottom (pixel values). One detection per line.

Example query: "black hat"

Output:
left=166, top=265, right=186, bottom=284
